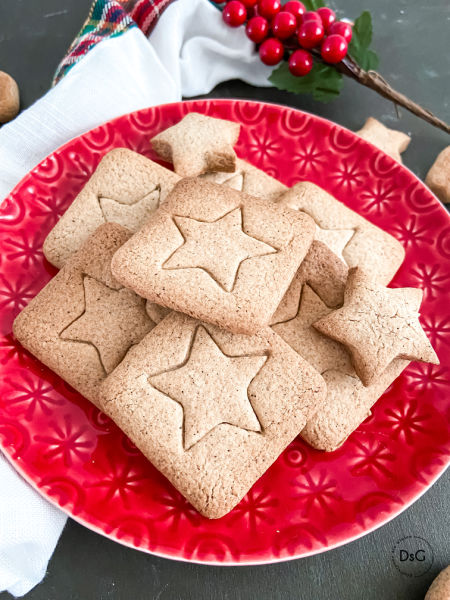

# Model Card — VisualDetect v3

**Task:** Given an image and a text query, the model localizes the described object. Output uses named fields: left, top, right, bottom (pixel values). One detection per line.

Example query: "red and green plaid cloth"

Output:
left=54, top=0, right=178, bottom=84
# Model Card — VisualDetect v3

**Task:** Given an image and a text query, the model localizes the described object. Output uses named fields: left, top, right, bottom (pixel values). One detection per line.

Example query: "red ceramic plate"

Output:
left=0, top=100, right=449, bottom=565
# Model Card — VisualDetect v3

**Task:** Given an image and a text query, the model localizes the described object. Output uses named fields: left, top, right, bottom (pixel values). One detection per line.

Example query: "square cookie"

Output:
left=201, top=158, right=287, bottom=202
left=99, top=311, right=326, bottom=518
left=271, top=240, right=351, bottom=374
left=270, top=241, right=410, bottom=451
left=112, top=178, right=316, bottom=334
left=43, top=148, right=180, bottom=269
left=301, top=359, right=409, bottom=451
left=14, top=224, right=156, bottom=407
left=278, top=182, right=405, bottom=285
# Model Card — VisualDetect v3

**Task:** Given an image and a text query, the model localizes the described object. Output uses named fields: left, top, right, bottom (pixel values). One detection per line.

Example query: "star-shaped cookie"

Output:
left=356, top=117, right=410, bottom=163
left=151, top=113, right=240, bottom=177
left=313, top=267, right=439, bottom=386
left=425, top=145, right=450, bottom=204
left=150, top=326, right=266, bottom=449
left=163, top=207, right=276, bottom=291
left=60, top=276, right=153, bottom=374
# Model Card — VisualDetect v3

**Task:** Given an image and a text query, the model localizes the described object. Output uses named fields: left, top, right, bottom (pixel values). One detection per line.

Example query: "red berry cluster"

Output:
left=216, top=0, right=352, bottom=76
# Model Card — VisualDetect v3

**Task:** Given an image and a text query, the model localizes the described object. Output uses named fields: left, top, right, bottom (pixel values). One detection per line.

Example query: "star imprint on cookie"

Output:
left=202, top=169, right=245, bottom=191
left=356, top=117, right=410, bottom=163
left=99, top=188, right=160, bottom=231
left=60, top=276, right=154, bottom=374
left=272, top=284, right=352, bottom=374
left=163, top=207, right=277, bottom=292
left=314, top=224, right=354, bottom=262
left=313, top=267, right=439, bottom=386
left=150, top=326, right=267, bottom=449
left=151, top=113, right=240, bottom=177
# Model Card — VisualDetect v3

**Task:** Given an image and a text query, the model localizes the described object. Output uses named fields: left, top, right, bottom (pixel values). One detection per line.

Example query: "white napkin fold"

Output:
left=0, top=0, right=271, bottom=595
left=0, top=460, right=66, bottom=597
left=0, top=0, right=271, bottom=201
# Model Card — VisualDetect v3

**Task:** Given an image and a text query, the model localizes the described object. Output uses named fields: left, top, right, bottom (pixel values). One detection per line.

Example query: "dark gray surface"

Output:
left=0, top=1, right=449, bottom=599
left=0, top=0, right=89, bottom=108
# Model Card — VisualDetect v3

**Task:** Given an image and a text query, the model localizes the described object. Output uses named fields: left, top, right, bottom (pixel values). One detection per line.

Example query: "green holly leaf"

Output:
left=348, top=11, right=380, bottom=71
left=269, top=62, right=343, bottom=103
left=302, top=0, right=325, bottom=10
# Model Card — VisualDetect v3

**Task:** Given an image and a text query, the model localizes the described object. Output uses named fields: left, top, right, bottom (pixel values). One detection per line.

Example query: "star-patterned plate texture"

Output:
left=0, top=100, right=449, bottom=565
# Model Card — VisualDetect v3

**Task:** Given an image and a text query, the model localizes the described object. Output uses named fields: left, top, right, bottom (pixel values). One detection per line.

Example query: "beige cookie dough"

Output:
left=112, top=178, right=315, bottom=335
left=43, top=148, right=180, bottom=268
left=314, top=267, right=439, bottom=386
left=99, top=311, right=326, bottom=518
left=356, top=117, right=410, bottom=163
left=14, top=224, right=155, bottom=407
left=151, top=113, right=240, bottom=177
left=425, top=146, right=450, bottom=204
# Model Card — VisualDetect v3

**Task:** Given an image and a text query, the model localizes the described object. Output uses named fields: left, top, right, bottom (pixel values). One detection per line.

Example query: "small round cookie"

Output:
left=425, top=566, right=450, bottom=600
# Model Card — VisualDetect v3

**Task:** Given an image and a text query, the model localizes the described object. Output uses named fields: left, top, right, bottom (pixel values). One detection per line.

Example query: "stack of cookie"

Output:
left=14, top=113, right=439, bottom=519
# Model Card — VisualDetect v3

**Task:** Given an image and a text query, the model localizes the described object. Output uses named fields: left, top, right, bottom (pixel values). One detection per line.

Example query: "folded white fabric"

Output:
left=0, top=460, right=66, bottom=597
left=0, top=0, right=271, bottom=595
left=0, top=0, right=271, bottom=201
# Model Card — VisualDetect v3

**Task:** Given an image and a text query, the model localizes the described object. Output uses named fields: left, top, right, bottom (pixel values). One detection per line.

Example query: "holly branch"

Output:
left=217, top=1, right=450, bottom=134
left=335, top=54, right=450, bottom=134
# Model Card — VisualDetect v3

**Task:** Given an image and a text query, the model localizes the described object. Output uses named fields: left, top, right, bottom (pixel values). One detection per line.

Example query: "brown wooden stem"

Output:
left=317, top=51, right=450, bottom=134
left=280, top=40, right=449, bottom=133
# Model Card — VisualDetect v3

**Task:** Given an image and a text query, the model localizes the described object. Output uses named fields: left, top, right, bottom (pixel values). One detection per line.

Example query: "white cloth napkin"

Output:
left=0, top=0, right=271, bottom=595
left=0, top=0, right=271, bottom=200
left=0, top=460, right=67, bottom=597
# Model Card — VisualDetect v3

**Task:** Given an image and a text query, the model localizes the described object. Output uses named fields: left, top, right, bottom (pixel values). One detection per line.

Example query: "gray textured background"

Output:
left=0, top=1, right=449, bottom=599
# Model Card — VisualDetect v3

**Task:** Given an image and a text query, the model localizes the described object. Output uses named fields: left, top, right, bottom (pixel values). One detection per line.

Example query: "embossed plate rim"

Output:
left=1, top=441, right=448, bottom=566
left=1, top=98, right=449, bottom=565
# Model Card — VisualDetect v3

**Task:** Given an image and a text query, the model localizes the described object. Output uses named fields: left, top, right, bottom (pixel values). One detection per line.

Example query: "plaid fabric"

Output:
left=53, top=0, right=177, bottom=84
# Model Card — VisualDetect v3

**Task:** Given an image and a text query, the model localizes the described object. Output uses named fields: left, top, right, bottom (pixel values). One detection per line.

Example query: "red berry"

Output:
left=321, top=33, right=348, bottom=63
left=240, top=0, right=258, bottom=6
left=257, top=0, right=281, bottom=20
left=316, top=7, right=335, bottom=31
left=302, top=11, right=321, bottom=23
left=222, top=1, right=247, bottom=27
left=246, top=16, right=269, bottom=43
left=288, top=49, right=313, bottom=76
left=210, top=0, right=225, bottom=3
left=298, top=19, right=324, bottom=48
left=328, top=21, right=353, bottom=43
left=284, top=1, right=305, bottom=23
left=259, top=37, right=284, bottom=65
left=272, top=11, right=297, bottom=40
